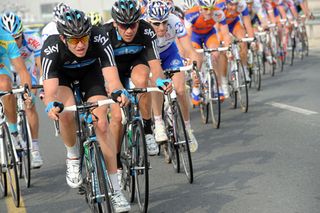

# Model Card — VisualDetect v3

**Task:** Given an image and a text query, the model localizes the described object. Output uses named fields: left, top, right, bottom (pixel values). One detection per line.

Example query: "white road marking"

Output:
left=267, top=102, right=319, bottom=115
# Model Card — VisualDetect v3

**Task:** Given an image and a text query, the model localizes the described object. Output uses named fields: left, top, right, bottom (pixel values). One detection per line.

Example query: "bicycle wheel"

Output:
left=208, top=70, right=221, bottom=129
left=199, top=83, right=209, bottom=124
left=173, top=102, right=193, bottom=183
left=290, top=34, right=296, bottom=66
left=252, top=52, right=262, bottom=91
left=92, top=141, right=112, bottom=213
left=132, top=120, right=149, bottom=213
left=120, top=124, right=135, bottom=203
left=237, top=61, right=249, bottom=113
left=164, top=106, right=180, bottom=173
left=228, top=67, right=237, bottom=109
left=17, top=111, right=31, bottom=187
left=0, top=125, right=8, bottom=198
left=2, top=123, right=20, bottom=207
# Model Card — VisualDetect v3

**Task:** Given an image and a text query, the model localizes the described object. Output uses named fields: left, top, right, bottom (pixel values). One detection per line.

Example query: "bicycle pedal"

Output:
left=78, top=186, right=86, bottom=195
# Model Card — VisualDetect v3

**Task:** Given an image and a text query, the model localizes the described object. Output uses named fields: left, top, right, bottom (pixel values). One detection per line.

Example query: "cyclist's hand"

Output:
left=23, top=92, right=35, bottom=109
left=192, top=72, right=200, bottom=86
left=111, top=89, right=130, bottom=107
left=156, top=78, right=172, bottom=94
left=39, top=89, right=45, bottom=101
left=45, top=101, right=64, bottom=120
left=250, top=41, right=257, bottom=50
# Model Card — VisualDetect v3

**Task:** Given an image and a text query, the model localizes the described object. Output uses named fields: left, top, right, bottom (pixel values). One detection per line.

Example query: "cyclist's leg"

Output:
left=0, top=59, right=18, bottom=136
left=131, top=60, right=161, bottom=153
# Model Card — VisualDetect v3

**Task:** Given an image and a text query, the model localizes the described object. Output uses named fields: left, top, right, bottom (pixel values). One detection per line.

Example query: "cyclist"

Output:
left=41, top=9, right=130, bottom=212
left=0, top=23, right=32, bottom=150
left=146, top=0, right=200, bottom=152
left=216, top=0, right=255, bottom=83
left=41, top=2, right=71, bottom=42
left=104, top=0, right=172, bottom=160
left=1, top=12, right=43, bottom=168
left=86, top=11, right=103, bottom=26
left=246, top=0, right=268, bottom=29
left=185, top=0, right=231, bottom=99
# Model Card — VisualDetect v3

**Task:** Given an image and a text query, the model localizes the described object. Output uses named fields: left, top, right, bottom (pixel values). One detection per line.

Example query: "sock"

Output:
left=65, top=143, right=79, bottom=159
left=192, top=87, right=200, bottom=96
left=8, top=122, right=18, bottom=134
left=32, top=139, right=39, bottom=151
left=143, top=119, right=153, bottom=135
left=117, top=152, right=122, bottom=169
left=110, top=173, right=121, bottom=193
left=154, top=115, right=162, bottom=123
left=184, top=120, right=191, bottom=129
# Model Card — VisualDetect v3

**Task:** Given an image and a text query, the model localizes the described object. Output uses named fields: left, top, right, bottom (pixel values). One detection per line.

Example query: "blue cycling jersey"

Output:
left=0, top=27, right=21, bottom=76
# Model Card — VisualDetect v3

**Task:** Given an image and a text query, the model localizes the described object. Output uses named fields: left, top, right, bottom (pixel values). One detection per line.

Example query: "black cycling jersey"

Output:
left=102, top=20, right=160, bottom=63
left=41, top=26, right=116, bottom=80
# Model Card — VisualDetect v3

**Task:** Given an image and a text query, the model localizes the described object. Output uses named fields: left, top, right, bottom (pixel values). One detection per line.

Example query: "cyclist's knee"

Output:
left=0, top=75, right=12, bottom=90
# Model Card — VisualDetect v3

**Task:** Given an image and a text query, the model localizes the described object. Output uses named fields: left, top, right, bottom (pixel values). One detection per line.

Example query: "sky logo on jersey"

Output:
left=114, top=46, right=144, bottom=56
left=28, top=37, right=41, bottom=49
left=44, top=44, right=58, bottom=55
left=94, top=34, right=108, bottom=46
left=144, top=28, right=156, bottom=38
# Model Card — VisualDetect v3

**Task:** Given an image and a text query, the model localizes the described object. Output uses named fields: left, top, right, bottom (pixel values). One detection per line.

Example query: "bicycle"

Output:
left=54, top=82, right=118, bottom=213
left=227, top=37, right=253, bottom=113
left=249, top=34, right=263, bottom=91
left=119, top=87, right=160, bottom=213
left=0, top=85, right=31, bottom=207
left=196, top=47, right=227, bottom=129
left=161, top=66, right=194, bottom=184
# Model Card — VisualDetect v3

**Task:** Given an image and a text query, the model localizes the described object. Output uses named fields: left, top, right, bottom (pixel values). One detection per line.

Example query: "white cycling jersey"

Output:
left=251, top=0, right=268, bottom=20
left=157, top=14, right=187, bottom=53
left=13, top=30, right=42, bottom=84
left=41, top=21, right=59, bottom=42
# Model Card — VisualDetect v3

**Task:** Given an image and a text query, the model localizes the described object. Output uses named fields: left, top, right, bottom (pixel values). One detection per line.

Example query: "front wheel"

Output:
left=237, top=61, right=249, bottom=113
left=17, top=112, right=31, bottom=188
left=132, top=121, right=149, bottom=213
left=2, top=123, right=20, bottom=207
left=208, top=70, right=221, bottom=129
left=173, top=102, right=193, bottom=183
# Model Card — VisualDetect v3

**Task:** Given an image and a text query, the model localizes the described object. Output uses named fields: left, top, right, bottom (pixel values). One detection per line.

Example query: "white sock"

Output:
left=65, top=143, right=79, bottom=159
left=154, top=115, right=162, bottom=123
left=184, top=120, right=191, bottom=129
left=110, top=173, right=120, bottom=193
left=192, top=87, right=200, bottom=95
left=32, top=140, right=39, bottom=151
left=221, top=76, right=228, bottom=85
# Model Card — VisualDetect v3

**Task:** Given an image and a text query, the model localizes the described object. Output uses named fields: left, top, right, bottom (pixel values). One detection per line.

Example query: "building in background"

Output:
left=0, top=0, right=114, bottom=24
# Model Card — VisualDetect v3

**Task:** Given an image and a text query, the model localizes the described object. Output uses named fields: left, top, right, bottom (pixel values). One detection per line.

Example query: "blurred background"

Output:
left=0, top=0, right=319, bottom=38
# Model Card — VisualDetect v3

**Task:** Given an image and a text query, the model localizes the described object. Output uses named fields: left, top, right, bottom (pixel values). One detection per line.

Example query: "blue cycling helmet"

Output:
left=0, top=12, right=23, bottom=38
left=147, top=0, right=170, bottom=21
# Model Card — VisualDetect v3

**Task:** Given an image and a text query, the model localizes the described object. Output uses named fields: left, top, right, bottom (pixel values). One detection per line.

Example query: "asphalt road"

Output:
left=1, top=43, right=320, bottom=213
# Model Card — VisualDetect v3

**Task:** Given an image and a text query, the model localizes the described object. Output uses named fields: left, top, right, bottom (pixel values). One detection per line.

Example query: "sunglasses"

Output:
left=201, top=6, right=214, bottom=11
left=150, top=20, right=168, bottom=26
left=13, top=33, right=22, bottom=40
left=117, top=22, right=139, bottom=30
left=66, top=35, right=90, bottom=45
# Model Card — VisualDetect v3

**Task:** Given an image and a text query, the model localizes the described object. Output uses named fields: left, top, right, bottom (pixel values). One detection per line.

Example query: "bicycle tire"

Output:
left=163, top=104, right=180, bottom=173
left=208, top=70, right=221, bottom=129
left=291, top=34, right=295, bottom=66
left=132, top=120, right=149, bottom=213
left=252, top=52, right=262, bottom=91
left=93, top=141, right=112, bottom=213
left=17, top=111, right=31, bottom=188
left=228, top=65, right=237, bottom=109
left=2, top=123, right=20, bottom=207
left=199, top=82, right=209, bottom=124
left=120, top=123, right=135, bottom=203
left=173, top=102, right=193, bottom=183
left=0, top=124, right=8, bottom=198
left=237, top=61, right=249, bottom=113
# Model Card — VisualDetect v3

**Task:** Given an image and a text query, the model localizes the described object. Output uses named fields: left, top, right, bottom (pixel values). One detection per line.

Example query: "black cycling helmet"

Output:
left=173, top=5, right=185, bottom=20
left=111, top=0, right=141, bottom=24
left=57, top=9, right=92, bottom=37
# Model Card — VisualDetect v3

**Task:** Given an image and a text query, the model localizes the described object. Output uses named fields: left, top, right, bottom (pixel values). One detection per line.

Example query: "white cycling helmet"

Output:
left=198, top=0, right=216, bottom=7
left=183, top=0, right=198, bottom=10
left=147, top=0, right=170, bottom=21
left=53, top=2, right=71, bottom=22
left=0, top=12, right=23, bottom=38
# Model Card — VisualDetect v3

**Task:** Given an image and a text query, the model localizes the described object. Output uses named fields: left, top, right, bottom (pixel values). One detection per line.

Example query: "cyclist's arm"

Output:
left=243, top=15, right=255, bottom=38
left=102, top=66, right=124, bottom=93
left=11, top=57, right=31, bottom=88
left=35, top=56, right=43, bottom=83
left=43, top=78, right=59, bottom=105
left=220, top=24, right=231, bottom=47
